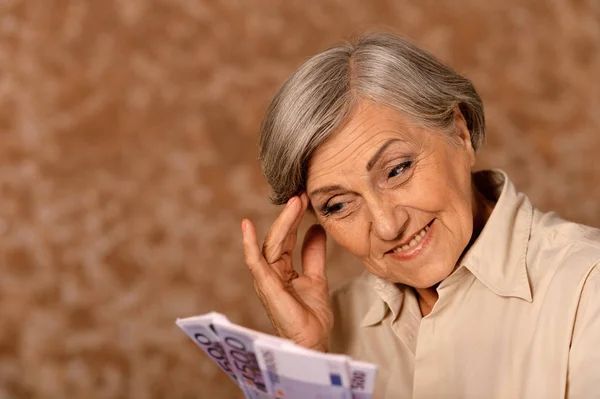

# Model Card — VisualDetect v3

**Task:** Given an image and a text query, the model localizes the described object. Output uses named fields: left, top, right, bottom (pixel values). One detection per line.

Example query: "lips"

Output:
left=386, top=219, right=435, bottom=255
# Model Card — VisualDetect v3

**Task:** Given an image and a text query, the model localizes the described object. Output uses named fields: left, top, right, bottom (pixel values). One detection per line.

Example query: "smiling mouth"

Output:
left=386, top=219, right=435, bottom=254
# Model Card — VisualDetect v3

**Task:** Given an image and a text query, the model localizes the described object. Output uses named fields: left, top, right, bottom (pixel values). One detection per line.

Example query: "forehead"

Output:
left=306, top=102, right=421, bottom=184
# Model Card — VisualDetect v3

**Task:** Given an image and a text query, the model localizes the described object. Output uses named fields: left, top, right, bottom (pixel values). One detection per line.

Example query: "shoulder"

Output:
left=527, top=209, right=600, bottom=295
left=532, top=209, right=600, bottom=247
left=530, top=209, right=600, bottom=264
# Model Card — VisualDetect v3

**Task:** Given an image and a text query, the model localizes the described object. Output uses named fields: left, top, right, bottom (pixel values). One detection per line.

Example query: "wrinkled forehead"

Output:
left=306, top=103, right=425, bottom=187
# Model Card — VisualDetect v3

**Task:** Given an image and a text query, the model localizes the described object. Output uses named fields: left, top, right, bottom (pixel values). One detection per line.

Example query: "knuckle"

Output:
left=245, top=257, right=263, bottom=277
left=243, top=253, right=255, bottom=268
left=244, top=253, right=256, bottom=267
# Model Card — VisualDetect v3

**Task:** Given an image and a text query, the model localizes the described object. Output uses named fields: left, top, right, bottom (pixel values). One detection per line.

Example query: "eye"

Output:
left=388, top=161, right=413, bottom=178
left=320, top=202, right=345, bottom=217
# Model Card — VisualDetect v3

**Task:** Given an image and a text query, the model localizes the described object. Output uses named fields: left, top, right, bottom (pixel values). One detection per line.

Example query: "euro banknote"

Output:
left=176, top=313, right=378, bottom=399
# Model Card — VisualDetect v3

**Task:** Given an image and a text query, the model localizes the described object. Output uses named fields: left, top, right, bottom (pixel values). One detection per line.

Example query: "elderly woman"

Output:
left=240, top=33, right=600, bottom=398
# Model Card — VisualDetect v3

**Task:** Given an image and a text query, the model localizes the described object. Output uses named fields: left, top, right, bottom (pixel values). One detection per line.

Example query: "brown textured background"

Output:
left=0, top=1, right=599, bottom=398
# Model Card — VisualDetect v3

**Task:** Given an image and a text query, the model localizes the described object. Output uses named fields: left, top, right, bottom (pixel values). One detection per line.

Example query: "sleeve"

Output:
left=567, top=262, right=600, bottom=398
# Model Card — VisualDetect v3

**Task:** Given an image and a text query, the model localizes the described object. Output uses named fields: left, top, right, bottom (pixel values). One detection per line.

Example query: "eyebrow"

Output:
left=308, top=184, right=345, bottom=198
left=308, top=139, right=403, bottom=198
left=366, top=138, right=403, bottom=171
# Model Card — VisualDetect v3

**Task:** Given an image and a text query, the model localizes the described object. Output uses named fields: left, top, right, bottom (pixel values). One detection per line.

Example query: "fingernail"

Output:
left=241, top=219, right=247, bottom=232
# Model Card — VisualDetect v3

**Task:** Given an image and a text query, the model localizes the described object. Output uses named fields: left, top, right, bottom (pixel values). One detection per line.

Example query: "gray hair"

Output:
left=259, top=32, right=485, bottom=205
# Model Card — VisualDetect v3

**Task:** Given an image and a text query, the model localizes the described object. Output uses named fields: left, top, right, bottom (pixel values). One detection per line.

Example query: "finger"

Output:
left=243, top=218, right=298, bottom=290
left=262, top=196, right=305, bottom=263
left=281, top=193, right=310, bottom=253
left=289, top=192, right=309, bottom=232
left=241, top=219, right=274, bottom=282
left=301, top=224, right=327, bottom=281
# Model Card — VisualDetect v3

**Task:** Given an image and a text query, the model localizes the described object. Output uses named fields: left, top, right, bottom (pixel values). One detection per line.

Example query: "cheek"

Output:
left=439, top=169, right=475, bottom=246
left=402, top=172, right=453, bottom=213
left=415, top=154, right=472, bottom=213
left=405, top=160, right=474, bottom=244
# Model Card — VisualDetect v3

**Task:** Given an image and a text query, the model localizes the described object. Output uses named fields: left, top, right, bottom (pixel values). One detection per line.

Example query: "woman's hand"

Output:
left=241, top=193, right=332, bottom=352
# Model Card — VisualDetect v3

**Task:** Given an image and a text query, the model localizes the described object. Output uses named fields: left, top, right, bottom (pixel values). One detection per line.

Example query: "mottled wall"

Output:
left=0, top=0, right=598, bottom=398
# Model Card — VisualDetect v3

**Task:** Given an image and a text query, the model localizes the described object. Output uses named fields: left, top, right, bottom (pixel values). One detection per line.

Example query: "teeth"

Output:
left=393, top=224, right=430, bottom=253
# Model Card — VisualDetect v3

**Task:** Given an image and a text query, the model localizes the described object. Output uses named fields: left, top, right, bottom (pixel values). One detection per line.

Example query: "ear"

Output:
left=453, top=105, right=476, bottom=168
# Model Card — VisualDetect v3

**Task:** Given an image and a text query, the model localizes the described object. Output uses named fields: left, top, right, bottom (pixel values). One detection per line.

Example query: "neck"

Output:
left=414, top=174, right=496, bottom=317
left=468, top=179, right=496, bottom=249
left=414, top=286, right=439, bottom=316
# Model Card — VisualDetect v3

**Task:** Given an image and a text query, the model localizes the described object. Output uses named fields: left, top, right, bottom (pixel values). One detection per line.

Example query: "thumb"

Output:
left=301, top=224, right=327, bottom=280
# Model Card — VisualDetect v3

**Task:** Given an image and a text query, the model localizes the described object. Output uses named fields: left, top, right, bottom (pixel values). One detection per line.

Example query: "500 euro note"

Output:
left=254, top=339, right=353, bottom=399
left=177, top=313, right=378, bottom=399
left=175, top=313, right=239, bottom=386
left=254, top=339, right=377, bottom=399
left=348, top=360, right=378, bottom=399
left=211, top=318, right=291, bottom=399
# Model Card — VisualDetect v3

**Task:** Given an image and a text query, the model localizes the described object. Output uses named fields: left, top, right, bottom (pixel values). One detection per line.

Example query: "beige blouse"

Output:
left=329, top=170, right=600, bottom=399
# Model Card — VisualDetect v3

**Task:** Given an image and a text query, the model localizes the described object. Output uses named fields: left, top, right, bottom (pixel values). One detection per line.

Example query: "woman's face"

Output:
left=306, top=101, right=477, bottom=288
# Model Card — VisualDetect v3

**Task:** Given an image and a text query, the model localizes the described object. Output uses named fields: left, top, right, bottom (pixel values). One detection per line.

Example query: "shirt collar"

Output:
left=460, top=169, right=533, bottom=302
left=360, top=169, right=533, bottom=327
left=360, top=272, right=403, bottom=327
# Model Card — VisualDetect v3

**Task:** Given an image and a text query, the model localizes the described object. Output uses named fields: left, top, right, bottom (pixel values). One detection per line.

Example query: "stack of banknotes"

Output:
left=176, top=312, right=378, bottom=399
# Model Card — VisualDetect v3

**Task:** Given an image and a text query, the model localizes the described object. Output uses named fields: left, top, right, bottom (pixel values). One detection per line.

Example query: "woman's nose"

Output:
left=368, top=199, right=408, bottom=241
